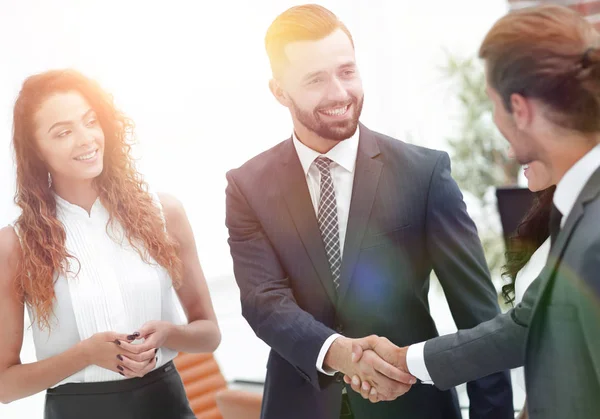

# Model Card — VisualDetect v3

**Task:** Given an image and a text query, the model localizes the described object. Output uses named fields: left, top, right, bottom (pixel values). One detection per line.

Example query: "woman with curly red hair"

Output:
left=0, top=69, right=221, bottom=418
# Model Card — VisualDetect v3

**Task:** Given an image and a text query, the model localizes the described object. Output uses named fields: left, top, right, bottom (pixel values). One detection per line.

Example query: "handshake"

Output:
left=323, top=335, right=417, bottom=403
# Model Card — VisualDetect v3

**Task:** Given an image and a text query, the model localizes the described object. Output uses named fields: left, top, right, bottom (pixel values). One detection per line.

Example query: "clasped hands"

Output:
left=80, top=320, right=171, bottom=379
left=326, top=335, right=414, bottom=403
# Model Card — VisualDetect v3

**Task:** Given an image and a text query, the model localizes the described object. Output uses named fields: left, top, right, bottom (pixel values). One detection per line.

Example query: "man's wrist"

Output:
left=317, top=334, right=343, bottom=375
left=323, top=336, right=352, bottom=373
left=406, top=342, right=433, bottom=384
left=387, top=345, right=408, bottom=373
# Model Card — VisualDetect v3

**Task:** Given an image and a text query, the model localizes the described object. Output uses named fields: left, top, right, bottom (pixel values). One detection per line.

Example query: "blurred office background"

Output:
left=1, top=0, right=598, bottom=417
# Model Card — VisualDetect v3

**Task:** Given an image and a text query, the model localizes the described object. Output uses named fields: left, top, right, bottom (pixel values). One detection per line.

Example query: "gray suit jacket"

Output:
left=424, top=166, right=600, bottom=419
left=226, top=124, right=512, bottom=419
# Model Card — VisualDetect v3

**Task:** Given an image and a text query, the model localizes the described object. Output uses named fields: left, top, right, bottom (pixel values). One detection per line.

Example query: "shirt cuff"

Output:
left=316, top=333, right=343, bottom=375
left=406, top=342, right=434, bottom=385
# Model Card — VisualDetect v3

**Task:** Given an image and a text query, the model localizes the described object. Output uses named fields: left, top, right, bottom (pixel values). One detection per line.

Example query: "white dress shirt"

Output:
left=292, top=128, right=360, bottom=375
left=406, top=143, right=600, bottom=385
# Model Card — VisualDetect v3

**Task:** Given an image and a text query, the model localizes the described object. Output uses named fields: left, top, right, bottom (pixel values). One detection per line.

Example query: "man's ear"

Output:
left=269, top=78, right=291, bottom=108
left=510, top=93, right=533, bottom=131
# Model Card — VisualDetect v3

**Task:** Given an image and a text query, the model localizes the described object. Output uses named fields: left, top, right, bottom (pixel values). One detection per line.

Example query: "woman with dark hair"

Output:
left=502, top=186, right=554, bottom=306
left=501, top=149, right=555, bottom=419
left=0, top=69, right=221, bottom=418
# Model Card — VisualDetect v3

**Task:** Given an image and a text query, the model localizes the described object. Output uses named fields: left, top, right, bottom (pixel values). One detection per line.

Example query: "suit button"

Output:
left=335, top=324, right=344, bottom=334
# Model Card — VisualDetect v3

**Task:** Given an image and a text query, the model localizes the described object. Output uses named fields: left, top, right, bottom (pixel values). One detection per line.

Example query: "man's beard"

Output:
left=290, top=95, right=364, bottom=142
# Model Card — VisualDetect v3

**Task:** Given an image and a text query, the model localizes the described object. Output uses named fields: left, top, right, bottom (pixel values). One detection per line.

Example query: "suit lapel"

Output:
left=276, top=139, right=338, bottom=304
left=530, top=167, right=600, bottom=317
left=336, top=126, right=383, bottom=305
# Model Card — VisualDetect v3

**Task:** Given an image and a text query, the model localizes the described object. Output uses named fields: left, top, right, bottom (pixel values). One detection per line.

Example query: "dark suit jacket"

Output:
left=225, top=125, right=512, bottom=419
left=424, top=167, right=600, bottom=419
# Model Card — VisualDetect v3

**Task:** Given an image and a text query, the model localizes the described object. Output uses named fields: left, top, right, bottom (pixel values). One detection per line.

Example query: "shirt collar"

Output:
left=54, top=192, right=102, bottom=219
left=554, top=144, right=600, bottom=222
left=292, top=126, right=360, bottom=176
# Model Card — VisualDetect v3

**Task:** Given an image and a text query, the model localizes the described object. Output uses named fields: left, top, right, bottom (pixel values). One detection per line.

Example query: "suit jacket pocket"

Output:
left=360, top=224, right=411, bottom=250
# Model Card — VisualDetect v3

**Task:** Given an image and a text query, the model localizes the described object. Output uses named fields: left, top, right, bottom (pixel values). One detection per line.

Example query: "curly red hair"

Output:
left=12, top=69, right=182, bottom=331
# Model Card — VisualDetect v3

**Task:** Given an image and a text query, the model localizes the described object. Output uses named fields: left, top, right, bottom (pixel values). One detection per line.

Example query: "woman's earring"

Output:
left=48, top=172, right=52, bottom=188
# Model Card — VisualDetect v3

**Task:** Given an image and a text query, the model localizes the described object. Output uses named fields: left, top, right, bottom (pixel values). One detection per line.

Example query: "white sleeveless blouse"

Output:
left=15, top=193, right=186, bottom=387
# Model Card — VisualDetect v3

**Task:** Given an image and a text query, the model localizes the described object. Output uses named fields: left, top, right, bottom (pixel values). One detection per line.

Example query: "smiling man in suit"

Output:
left=224, top=4, right=512, bottom=419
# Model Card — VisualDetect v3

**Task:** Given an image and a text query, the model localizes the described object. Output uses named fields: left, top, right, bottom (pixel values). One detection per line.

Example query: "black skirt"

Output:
left=44, top=361, right=196, bottom=419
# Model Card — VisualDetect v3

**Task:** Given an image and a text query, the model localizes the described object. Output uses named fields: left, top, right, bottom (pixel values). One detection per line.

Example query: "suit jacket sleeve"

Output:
left=425, top=152, right=513, bottom=417
left=225, top=170, right=336, bottom=390
left=423, top=269, right=540, bottom=390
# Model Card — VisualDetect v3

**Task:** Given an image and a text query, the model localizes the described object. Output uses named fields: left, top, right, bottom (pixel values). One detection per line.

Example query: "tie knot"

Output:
left=549, top=203, right=563, bottom=247
left=314, top=156, right=333, bottom=174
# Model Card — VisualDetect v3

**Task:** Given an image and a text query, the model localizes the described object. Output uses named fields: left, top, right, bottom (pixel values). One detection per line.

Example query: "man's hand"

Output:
left=323, top=335, right=416, bottom=403
left=342, top=335, right=411, bottom=402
